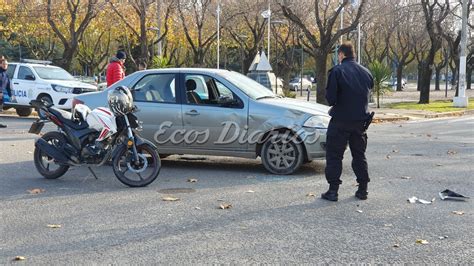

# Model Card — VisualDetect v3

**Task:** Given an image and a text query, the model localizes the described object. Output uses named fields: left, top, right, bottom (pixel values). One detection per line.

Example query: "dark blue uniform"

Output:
left=325, top=57, right=373, bottom=186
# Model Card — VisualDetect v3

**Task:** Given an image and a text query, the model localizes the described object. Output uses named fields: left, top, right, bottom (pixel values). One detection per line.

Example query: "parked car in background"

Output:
left=74, top=68, right=330, bottom=175
left=385, top=77, right=407, bottom=89
left=289, top=77, right=313, bottom=91
left=2, top=60, right=97, bottom=116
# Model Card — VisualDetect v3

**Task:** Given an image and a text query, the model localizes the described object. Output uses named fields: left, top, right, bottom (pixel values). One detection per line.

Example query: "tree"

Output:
left=279, top=0, right=367, bottom=104
left=369, top=60, right=392, bottom=108
left=46, top=0, right=103, bottom=70
left=419, top=0, right=451, bottom=103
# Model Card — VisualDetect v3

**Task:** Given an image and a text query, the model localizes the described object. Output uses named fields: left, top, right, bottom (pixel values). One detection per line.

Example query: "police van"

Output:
left=2, top=60, right=97, bottom=116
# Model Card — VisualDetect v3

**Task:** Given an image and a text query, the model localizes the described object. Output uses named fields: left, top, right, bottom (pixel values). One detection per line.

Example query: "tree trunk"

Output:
left=419, top=60, right=433, bottom=103
left=416, top=63, right=422, bottom=91
left=57, top=47, right=76, bottom=71
left=396, top=65, right=403, bottom=91
left=434, top=67, right=441, bottom=91
left=467, top=67, right=472, bottom=90
left=314, top=53, right=329, bottom=105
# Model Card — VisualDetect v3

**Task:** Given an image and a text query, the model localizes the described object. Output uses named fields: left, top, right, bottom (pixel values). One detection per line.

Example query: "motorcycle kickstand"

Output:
left=88, top=167, right=99, bottom=180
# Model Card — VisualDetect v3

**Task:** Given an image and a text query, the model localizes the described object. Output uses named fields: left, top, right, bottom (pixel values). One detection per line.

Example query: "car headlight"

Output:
left=303, top=115, right=330, bottom=128
left=52, top=84, right=73, bottom=93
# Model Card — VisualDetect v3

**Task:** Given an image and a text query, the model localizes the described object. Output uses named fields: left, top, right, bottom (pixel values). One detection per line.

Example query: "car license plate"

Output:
left=28, top=121, right=44, bottom=134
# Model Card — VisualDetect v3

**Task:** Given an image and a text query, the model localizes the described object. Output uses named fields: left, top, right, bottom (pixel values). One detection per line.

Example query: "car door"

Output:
left=131, top=72, right=183, bottom=149
left=181, top=73, right=248, bottom=151
left=13, top=65, right=37, bottom=106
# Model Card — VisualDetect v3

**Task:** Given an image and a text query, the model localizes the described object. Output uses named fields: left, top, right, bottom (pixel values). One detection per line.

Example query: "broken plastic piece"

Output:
left=439, top=189, right=470, bottom=201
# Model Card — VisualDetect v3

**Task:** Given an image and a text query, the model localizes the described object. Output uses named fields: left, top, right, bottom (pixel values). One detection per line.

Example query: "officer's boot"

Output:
left=355, top=182, right=368, bottom=200
left=321, top=184, right=339, bottom=202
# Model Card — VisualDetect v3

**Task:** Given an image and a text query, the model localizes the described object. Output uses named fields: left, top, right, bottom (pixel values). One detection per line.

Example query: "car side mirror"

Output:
left=25, top=75, right=35, bottom=81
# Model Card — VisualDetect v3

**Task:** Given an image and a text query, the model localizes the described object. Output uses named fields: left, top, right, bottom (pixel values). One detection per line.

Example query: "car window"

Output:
left=34, top=66, right=75, bottom=80
left=6, top=64, right=16, bottom=79
left=132, top=74, right=176, bottom=103
left=18, top=66, right=35, bottom=80
left=184, top=74, right=241, bottom=108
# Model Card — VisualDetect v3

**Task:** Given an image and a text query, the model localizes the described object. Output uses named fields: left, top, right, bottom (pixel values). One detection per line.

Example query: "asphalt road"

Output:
left=0, top=114, right=473, bottom=264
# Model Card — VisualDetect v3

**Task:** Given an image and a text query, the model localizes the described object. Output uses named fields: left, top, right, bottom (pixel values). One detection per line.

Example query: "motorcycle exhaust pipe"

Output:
left=35, top=138, right=71, bottom=165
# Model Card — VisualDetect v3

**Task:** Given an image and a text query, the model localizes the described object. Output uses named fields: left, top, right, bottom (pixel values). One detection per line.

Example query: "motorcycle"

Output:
left=28, top=98, right=161, bottom=187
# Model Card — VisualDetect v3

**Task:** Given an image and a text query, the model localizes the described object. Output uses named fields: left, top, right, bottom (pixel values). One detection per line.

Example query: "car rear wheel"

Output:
left=16, top=107, right=33, bottom=117
left=261, top=131, right=304, bottom=175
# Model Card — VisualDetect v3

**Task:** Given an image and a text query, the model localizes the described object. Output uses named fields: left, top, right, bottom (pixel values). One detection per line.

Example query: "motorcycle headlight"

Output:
left=303, top=115, right=330, bottom=129
left=52, top=84, right=73, bottom=93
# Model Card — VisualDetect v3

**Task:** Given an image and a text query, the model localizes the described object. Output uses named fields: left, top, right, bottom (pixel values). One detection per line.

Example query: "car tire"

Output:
left=261, top=131, right=304, bottom=175
left=16, top=107, right=33, bottom=117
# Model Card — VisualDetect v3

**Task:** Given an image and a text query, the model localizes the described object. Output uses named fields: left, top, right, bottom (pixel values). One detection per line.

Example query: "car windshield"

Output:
left=221, top=71, right=276, bottom=100
left=33, top=66, right=75, bottom=81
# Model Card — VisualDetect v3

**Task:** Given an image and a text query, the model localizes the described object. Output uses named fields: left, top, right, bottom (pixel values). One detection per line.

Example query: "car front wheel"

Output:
left=261, top=131, right=304, bottom=175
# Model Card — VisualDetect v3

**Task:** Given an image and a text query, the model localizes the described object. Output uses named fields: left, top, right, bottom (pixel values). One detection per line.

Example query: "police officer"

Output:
left=321, top=42, right=374, bottom=202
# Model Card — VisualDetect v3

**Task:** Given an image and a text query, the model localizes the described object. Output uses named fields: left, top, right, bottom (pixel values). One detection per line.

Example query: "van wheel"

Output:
left=261, top=131, right=304, bottom=175
left=38, top=95, right=53, bottom=106
left=16, top=107, right=33, bottom=117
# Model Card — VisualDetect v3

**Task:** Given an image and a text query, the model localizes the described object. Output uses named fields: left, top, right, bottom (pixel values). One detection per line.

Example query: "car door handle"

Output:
left=185, top=110, right=200, bottom=116
left=13, top=82, right=19, bottom=85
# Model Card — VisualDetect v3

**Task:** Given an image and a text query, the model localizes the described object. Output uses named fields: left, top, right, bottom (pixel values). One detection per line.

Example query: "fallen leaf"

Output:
left=47, top=224, right=61, bottom=229
left=393, top=244, right=400, bottom=248
left=401, top=176, right=411, bottom=180
left=187, top=178, right=198, bottom=183
left=194, top=207, right=201, bottom=210
left=13, top=256, right=25, bottom=261
left=417, top=199, right=432, bottom=205
left=447, top=150, right=457, bottom=155
left=246, top=190, right=255, bottom=193
left=385, top=154, right=391, bottom=159
left=392, top=149, right=399, bottom=153
left=384, top=224, right=393, bottom=227
left=438, top=236, right=448, bottom=240
left=26, top=151, right=33, bottom=154
left=217, top=199, right=225, bottom=202
left=435, top=163, right=443, bottom=166
left=416, top=239, right=429, bottom=245
left=452, top=211, right=465, bottom=215
left=426, top=134, right=432, bottom=137
left=11, top=144, right=15, bottom=147
left=398, top=125, right=403, bottom=127
left=27, top=188, right=45, bottom=194
left=162, top=196, right=180, bottom=202
left=356, top=210, right=363, bottom=213
left=306, top=192, right=316, bottom=197
left=219, top=203, right=232, bottom=209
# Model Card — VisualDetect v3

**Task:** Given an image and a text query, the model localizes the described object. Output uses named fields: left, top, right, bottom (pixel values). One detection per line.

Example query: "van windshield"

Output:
left=33, top=66, right=75, bottom=81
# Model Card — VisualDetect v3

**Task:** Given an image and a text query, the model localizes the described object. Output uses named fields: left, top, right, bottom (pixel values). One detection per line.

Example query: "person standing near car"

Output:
left=106, top=51, right=126, bottom=87
left=0, top=58, right=16, bottom=128
left=321, top=42, right=374, bottom=202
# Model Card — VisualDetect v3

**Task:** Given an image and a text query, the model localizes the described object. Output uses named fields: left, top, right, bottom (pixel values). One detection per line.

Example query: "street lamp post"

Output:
left=271, top=20, right=286, bottom=95
left=217, top=0, right=221, bottom=69
left=454, top=0, right=468, bottom=107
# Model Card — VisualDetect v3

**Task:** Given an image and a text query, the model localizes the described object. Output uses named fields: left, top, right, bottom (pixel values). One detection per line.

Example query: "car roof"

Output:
left=8, top=62, right=62, bottom=68
left=137, top=68, right=232, bottom=75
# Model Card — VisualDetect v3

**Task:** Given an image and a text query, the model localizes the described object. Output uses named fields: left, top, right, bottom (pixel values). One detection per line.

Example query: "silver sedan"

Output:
left=74, top=68, right=329, bottom=174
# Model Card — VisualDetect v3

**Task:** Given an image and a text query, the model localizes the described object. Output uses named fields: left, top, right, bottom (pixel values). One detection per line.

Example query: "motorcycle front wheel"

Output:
left=112, top=143, right=161, bottom=187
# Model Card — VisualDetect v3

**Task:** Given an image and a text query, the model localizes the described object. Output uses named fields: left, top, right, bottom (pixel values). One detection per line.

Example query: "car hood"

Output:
left=258, top=97, right=330, bottom=116
left=49, top=80, right=97, bottom=89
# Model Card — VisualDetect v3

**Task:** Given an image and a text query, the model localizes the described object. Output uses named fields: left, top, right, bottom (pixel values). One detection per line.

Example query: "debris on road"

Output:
left=13, top=256, right=26, bottom=261
left=384, top=224, right=393, bottom=227
left=385, top=154, right=391, bottom=159
left=452, top=211, right=465, bottom=215
left=393, top=244, right=400, bottom=248
left=306, top=192, right=316, bottom=197
left=27, top=188, right=45, bottom=194
left=194, top=207, right=201, bottom=210
left=187, top=178, right=198, bottom=183
left=401, top=176, right=411, bottom=180
left=219, top=203, right=232, bottom=210
left=439, top=189, right=470, bottom=201
left=356, top=210, right=363, bottom=213
left=435, top=163, right=443, bottom=166
left=415, top=239, right=429, bottom=245
left=162, top=196, right=180, bottom=202
left=246, top=190, right=256, bottom=193
left=407, top=197, right=435, bottom=204
left=447, top=150, right=457, bottom=155
left=47, top=224, right=62, bottom=229
left=438, top=236, right=449, bottom=240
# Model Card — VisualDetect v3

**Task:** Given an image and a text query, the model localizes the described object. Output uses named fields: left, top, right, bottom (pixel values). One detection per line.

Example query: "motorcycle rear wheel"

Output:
left=33, top=132, right=70, bottom=179
left=112, top=143, right=161, bottom=187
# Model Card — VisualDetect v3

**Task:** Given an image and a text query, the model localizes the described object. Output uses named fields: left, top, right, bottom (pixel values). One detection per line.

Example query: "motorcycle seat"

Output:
left=49, top=107, right=89, bottom=130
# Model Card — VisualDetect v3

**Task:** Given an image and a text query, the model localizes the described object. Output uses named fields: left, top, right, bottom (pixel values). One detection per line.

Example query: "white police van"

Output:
left=2, top=60, right=97, bottom=116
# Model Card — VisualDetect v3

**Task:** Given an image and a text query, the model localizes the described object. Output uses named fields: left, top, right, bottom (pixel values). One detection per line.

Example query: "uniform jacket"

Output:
left=0, top=68, right=12, bottom=98
left=106, top=57, right=125, bottom=87
left=325, top=57, right=374, bottom=121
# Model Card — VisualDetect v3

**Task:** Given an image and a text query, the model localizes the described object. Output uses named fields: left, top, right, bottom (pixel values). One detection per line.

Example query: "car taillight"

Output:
left=72, top=98, right=84, bottom=109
